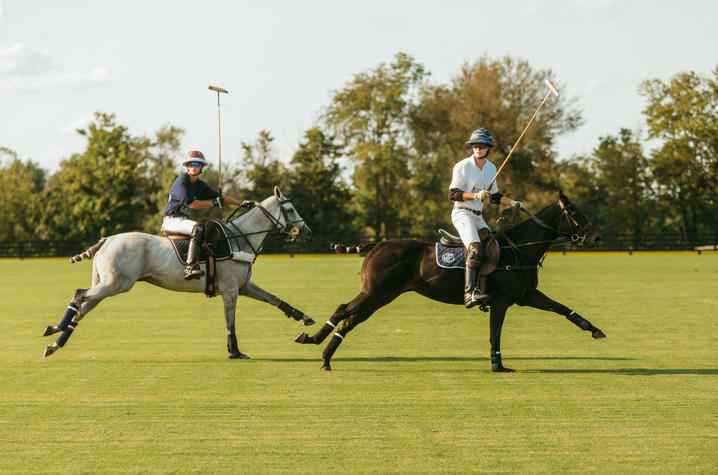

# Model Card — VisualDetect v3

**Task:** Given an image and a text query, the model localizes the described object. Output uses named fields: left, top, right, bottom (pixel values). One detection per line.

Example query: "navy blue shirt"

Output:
left=163, top=173, right=220, bottom=217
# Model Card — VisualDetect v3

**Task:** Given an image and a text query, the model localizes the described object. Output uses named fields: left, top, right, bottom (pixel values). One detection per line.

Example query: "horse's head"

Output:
left=262, top=186, right=312, bottom=242
left=556, top=191, right=601, bottom=248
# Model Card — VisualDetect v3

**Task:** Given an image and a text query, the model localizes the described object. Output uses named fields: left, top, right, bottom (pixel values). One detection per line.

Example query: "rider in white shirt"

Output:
left=449, top=129, right=524, bottom=308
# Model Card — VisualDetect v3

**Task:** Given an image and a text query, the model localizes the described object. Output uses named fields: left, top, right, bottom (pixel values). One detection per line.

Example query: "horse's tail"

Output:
left=329, top=242, right=377, bottom=256
left=69, top=238, right=107, bottom=263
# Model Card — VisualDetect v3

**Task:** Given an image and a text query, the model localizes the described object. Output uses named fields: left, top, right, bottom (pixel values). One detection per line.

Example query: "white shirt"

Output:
left=449, top=156, right=500, bottom=212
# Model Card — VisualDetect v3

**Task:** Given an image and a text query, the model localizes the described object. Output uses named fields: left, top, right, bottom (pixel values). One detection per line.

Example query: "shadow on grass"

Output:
left=257, top=356, right=637, bottom=363
left=528, top=368, right=718, bottom=375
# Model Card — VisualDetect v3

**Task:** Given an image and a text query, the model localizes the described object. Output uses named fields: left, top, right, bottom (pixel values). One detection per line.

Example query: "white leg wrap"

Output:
left=326, top=321, right=336, bottom=328
left=334, top=332, right=344, bottom=340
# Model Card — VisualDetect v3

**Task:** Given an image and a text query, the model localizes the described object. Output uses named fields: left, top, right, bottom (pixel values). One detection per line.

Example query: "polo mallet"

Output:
left=487, top=79, right=559, bottom=191
left=208, top=85, right=228, bottom=204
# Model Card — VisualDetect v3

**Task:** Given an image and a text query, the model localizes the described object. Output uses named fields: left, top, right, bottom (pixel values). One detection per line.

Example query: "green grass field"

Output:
left=1, top=253, right=716, bottom=473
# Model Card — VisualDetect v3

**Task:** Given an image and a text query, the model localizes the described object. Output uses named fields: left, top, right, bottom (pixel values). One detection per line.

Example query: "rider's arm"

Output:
left=221, top=194, right=242, bottom=206
left=188, top=199, right=216, bottom=210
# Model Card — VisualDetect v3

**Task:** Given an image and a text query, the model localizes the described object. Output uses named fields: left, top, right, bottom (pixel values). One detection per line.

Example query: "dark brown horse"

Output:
left=295, top=191, right=606, bottom=372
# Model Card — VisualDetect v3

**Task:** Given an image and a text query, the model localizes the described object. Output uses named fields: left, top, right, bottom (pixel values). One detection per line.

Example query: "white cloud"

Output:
left=0, top=42, right=112, bottom=92
left=2, top=65, right=112, bottom=92
left=0, top=42, right=54, bottom=75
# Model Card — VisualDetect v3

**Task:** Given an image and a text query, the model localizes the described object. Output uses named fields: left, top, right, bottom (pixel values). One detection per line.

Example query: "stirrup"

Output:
left=184, top=265, right=204, bottom=280
left=465, top=288, right=489, bottom=309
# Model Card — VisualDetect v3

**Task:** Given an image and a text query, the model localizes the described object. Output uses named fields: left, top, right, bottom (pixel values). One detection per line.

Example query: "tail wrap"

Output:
left=69, top=238, right=107, bottom=263
left=329, top=242, right=377, bottom=255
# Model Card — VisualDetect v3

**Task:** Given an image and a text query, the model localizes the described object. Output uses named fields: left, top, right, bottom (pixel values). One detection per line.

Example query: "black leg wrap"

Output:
left=491, top=349, right=515, bottom=373
left=227, top=333, right=239, bottom=355
left=566, top=311, right=591, bottom=331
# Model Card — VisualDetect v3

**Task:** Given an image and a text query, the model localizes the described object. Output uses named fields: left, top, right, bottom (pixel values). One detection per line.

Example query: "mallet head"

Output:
left=545, top=79, right=559, bottom=97
left=208, top=85, right=228, bottom=94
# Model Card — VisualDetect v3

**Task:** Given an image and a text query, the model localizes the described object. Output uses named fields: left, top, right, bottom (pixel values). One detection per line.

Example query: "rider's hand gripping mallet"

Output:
left=208, top=85, right=228, bottom=206
left=487, top=79, right=559, bottom=192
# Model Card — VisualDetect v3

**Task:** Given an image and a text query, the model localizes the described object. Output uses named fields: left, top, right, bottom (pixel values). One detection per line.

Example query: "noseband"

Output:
left=557, top=200, right=592, bottom=246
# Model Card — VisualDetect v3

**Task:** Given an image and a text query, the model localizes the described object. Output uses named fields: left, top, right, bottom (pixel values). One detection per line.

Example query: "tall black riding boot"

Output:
left=184, top=239, right=205, bottom=280
left=464, top=265, right=488, bottom=308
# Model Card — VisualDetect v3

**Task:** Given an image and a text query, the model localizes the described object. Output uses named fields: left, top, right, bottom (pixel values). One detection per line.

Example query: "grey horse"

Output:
left=43, top=186, right=313, bottom=359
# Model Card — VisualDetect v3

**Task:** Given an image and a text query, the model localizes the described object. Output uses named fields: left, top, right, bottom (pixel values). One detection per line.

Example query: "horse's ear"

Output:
left=274, top=186, right=282, bottom=200
left=558, top=189, right=569, bottom=203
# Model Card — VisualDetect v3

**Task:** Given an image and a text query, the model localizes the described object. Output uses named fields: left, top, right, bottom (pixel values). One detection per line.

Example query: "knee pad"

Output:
left=467, top=242, right=481, bottom=268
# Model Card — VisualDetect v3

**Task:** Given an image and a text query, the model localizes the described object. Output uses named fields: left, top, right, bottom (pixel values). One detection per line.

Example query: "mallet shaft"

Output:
left=208, top=85, right=228, bottom=193
left=487, top=80, right=559, bottom=191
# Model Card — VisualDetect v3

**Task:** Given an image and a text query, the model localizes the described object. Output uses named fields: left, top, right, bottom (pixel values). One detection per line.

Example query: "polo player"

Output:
left=448, top=129, right=524, bottom=308
left=161, top=150, right=243, bottom=279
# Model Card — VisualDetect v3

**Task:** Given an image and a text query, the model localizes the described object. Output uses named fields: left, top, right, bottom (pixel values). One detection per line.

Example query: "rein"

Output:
left=222, top=198, right=305, bottom=256
left=493, top=200, right=592, bottom=270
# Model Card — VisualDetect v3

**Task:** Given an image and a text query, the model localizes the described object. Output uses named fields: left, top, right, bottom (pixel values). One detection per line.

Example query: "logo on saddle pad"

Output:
left=435, top=243, right=465, bottom=269
left=441, top=252, right=456, bottom=264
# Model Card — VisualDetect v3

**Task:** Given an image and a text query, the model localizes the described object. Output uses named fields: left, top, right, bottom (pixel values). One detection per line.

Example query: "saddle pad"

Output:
left=168, top=221, right=232, bottom=265
left=435, top=242, right=465, bottom=269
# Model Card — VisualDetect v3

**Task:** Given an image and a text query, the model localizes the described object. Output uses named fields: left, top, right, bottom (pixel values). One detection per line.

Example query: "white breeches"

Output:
left=161, top=217, right=197, bottom=235
left=451, top=209, right=488, bottom=248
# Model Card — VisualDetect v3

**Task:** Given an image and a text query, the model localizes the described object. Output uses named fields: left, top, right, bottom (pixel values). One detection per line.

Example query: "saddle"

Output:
left=163, top=219, right=232, bottom=297
left=436, top=228, right=499, bottom=276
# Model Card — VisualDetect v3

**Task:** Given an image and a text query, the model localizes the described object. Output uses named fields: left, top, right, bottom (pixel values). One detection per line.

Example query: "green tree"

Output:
left=0, top=148, right=46, bottom=240
left=324, top=52, right=428, bottom=239
left=285, top=127, right=355, bottom=240
left=640, top=68, right=718, bottom=244
left=589, top=129, right=653, bottom=248
left=133, top=125, right=185, bottom=233
left=37, top=113, right=145, bottom=241
left=240, top=130, right=288, bottom=199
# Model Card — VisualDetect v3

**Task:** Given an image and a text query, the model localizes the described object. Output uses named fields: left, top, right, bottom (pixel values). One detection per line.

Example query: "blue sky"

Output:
left=1, top=0, right=717, bottom=172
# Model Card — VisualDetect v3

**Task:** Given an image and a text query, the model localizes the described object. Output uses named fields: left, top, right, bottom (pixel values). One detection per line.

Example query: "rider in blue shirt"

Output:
left=162, top=150, right=243, bottom=280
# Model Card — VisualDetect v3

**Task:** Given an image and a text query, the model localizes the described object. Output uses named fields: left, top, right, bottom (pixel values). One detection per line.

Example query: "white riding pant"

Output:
left=161, top=217, right=197, bottom=236
left=451, top=208, right=488, bottom=249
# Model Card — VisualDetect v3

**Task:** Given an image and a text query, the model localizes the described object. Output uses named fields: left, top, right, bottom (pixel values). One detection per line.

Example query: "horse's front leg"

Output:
left=239, top=280, right=315, bottom=326
left=517, top=289, right=606, bottom=339
left=489, top=300, right=515, bottom=373
left=222, top=289, right=249, bottom=359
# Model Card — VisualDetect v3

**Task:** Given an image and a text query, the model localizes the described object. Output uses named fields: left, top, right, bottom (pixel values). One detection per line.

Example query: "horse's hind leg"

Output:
left=517, top=289, right=606, bottom=339
left=306, top=290, right=398, bottom=371
left=294, top=302, right=352, bottom=346
left=43, top=280, right=135, bottom=357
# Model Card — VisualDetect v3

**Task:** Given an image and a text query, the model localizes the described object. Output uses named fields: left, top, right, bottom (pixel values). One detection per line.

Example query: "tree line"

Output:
left=2, top=53, right=717, bottom=248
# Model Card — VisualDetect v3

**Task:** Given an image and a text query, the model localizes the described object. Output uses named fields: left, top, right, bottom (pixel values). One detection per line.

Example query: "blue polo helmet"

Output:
left=466, top=129, right=494, bottom=147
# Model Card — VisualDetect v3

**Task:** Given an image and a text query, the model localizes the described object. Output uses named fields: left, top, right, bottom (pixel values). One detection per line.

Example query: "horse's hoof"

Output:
left=294, top=333, right=308, bottom=344
left=43, top=326, right=55, bottom=337
left=303, top=317, right=316, bottom=326
left=228, top=351, right=250, bottom=359
left=320, top=365, right=332, bottom=371
left=491, top=364, right=515, bottom=373
left=592, top=329, right=606, bottom=339
left=43, top=345, right=56, bottom=357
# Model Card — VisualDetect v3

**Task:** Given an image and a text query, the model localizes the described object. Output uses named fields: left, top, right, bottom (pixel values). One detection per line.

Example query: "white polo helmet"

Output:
left=182, top=150, right=208, bottom=167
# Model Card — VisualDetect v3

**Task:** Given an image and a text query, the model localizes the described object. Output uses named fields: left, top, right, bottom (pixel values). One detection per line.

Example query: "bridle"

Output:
left=499, top=200, right=593, bottom=250
left=556, top=200, right=593, bottom=246
left=223, top=196, right=307, bottom=256
left=254, top=197, right=307, bottom=242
